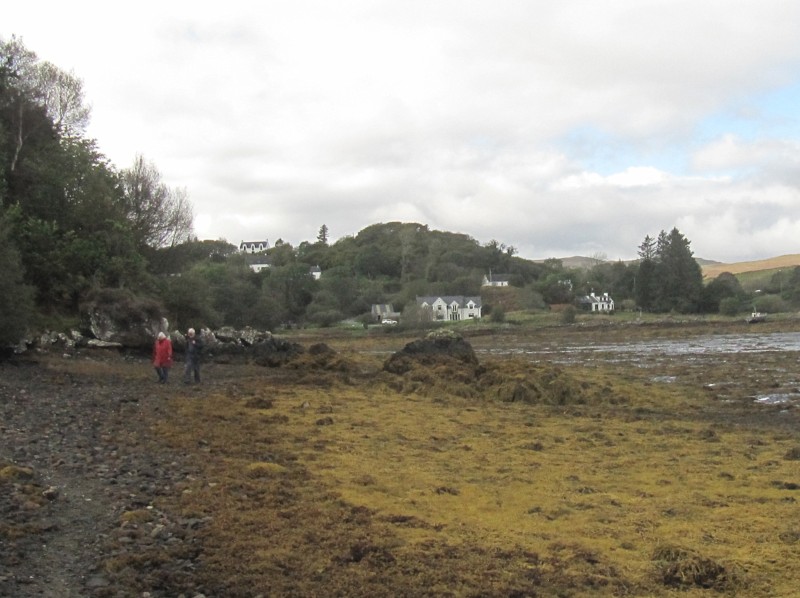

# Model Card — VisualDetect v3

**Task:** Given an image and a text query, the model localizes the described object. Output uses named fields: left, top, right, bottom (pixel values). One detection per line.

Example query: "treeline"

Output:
left=2, top=36, right=798, bottom=345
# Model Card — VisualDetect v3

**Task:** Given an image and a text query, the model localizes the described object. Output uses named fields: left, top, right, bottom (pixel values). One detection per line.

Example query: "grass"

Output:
left=141, top=333, right=800, bottom=597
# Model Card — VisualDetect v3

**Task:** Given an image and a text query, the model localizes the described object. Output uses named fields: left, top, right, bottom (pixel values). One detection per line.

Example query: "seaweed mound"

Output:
left=383, top=331, right=619, bottom=405
left=251, top=336, right=305, bottom=367
left=383, top=329, right=479, bottom=375
left=477, top=360, right=595, bottom=405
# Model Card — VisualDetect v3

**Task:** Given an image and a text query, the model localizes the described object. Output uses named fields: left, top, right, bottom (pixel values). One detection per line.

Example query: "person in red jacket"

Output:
left=152, top=331, right=173, bottom=384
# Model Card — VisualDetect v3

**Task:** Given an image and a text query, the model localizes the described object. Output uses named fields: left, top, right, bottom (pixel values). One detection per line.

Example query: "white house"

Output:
left=417, top=296, right=482, bottom=321
left=577, top=292, right=615, bottom=313
left=240, top=240, right=269, bottom=253
left=482, top=272, right=510, bottom=287
left=310, top=265, right=322, bottom=280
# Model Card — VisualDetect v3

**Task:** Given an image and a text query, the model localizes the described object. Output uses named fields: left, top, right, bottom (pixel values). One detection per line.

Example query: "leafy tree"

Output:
left=265, top=240, right=295, bottom=267
left=700, top=272, right=746, bottom=313
left=119, top=154, right=193, bottom=249
left=261, top=263, right=315, bottom=323
left=0, top=212, right=33, bottom=344
left=0, top=36, right=89, bottom=172
left=160, top=269, right=220, bottom=331
left=718, top=296, right=741, bottom=316
left=537, top=272, right=575, bottom=304
left=148, top=238, right=237, bottom=275
left=778, top=266, right=800, bottom=307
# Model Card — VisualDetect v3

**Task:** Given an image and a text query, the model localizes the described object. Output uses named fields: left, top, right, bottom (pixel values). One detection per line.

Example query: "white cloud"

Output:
left=5, top=1, right=800, bottom=262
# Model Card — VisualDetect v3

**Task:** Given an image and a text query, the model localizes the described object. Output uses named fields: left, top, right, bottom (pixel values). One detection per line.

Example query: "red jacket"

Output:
left=152, top=338, right=173, bottom=368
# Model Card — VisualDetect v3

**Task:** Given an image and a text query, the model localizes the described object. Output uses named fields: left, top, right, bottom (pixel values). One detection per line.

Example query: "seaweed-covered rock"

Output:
left=384, top=330, right=479, bottom=375
left=251, top=335, right=304, bottom=367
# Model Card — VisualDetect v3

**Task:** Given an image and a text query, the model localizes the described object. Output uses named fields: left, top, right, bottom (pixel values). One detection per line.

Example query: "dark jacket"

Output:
left=186, top=336, right=203, bottom=362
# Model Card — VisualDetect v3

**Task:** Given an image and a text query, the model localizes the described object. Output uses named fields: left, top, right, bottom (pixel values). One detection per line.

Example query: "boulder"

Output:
left=83, top=298, right=168, bottom=349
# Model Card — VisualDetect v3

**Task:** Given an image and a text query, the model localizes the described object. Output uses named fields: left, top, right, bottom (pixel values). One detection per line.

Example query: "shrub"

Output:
left=490, top=306, right=506, bottom=323
left=718, top=296, right=740, bottom=316
left=753, top=294, right=786, bottom=314
left=560, top=305, right=577, bottom=324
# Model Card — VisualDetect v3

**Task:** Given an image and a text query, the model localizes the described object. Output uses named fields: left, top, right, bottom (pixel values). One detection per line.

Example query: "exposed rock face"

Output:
left=10, top=324, right=307, bottom=364
left=85, top=306, right=168, bottom=349
left=383, top=329, right=479, bottom=375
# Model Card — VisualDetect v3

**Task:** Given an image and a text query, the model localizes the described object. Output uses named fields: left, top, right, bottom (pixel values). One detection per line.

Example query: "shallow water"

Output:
left=475, top=331, right=800, bottom=407
left=476, top=331, right=800, bottom=358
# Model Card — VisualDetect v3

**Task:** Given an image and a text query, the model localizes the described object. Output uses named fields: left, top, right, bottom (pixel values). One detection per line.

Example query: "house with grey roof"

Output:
left=416, top=296, right=482, bottom=321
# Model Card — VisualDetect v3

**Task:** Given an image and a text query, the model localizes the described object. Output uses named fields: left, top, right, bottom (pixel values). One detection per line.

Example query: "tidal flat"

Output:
left=3, top=316, right=799, bottom=596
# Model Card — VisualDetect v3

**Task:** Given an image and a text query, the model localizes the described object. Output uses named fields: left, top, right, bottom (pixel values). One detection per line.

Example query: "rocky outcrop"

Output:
left=80, top=290, right=168, bottom=349
left=168, top=327, right=303, bottom=366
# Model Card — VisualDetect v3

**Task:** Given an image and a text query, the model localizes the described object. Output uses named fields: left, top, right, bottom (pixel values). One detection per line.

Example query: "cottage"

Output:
left=482, top=273, right=510, bottom=287
left=577, top=292, right=615, bottom=313
left=417, top=296, right=482, bottom=321
left=310, top=265, right=322, bottom=280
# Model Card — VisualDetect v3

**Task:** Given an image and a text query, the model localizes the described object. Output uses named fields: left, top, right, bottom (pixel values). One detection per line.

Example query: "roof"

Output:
left=416, top=295, right=482, bottom=307
left=484, top=273, right=510, bottom=282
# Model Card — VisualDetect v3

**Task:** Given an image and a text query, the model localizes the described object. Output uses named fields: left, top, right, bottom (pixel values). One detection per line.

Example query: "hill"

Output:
left=701, top=254, right=800, bottom=279
left=539, top=254, right=800, bottom=281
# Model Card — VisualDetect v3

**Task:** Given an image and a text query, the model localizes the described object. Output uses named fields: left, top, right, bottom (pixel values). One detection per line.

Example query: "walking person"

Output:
left=152, top=331, right=173, bottom=383
left=183, top=328, right=203, bottom=384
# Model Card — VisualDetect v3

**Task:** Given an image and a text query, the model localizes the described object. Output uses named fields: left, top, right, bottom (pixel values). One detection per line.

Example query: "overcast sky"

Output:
left=6, top=1, right=800, bottom=262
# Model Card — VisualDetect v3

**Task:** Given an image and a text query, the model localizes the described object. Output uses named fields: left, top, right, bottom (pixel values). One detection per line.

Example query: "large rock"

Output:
left=82, top=291, right=167, bottom=349
left=86, top=309, right=167, bottom=348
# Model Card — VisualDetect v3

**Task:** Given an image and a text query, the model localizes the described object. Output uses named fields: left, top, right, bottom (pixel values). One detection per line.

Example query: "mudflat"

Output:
left=2, top=316, right=799, bottom=597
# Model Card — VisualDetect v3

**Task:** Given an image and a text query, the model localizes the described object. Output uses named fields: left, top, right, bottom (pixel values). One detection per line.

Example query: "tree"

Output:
left=651, top=228, right=703, bottom=313
left=0, top=36, right=90, bottom=173
left=0, top=212, right=33, bottom=344
left=34, top=61, right=90, bottom=137
left=120, top=154, right=193, bottom=249
left=700, top=272, right=746, bottom=313
left=317, top=223, right=328, bottom=245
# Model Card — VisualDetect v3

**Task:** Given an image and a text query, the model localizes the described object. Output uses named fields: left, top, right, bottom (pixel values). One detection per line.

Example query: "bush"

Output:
left=490, top=306, right=506, bottom=323
left=308, top=309, right=345, bottom=328
left=753, top=294, right=786, bottom=314
left=0, top=217, right=34, bottom=346
left=560, top=305, right=577, bottom=324
left=718, top=296, right=741, bottom=316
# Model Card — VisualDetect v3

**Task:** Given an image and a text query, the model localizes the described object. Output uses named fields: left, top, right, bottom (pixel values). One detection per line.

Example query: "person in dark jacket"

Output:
left=183, top=328, right=203, bottom=384
left=152, top=332, right=173, bottom=383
